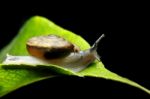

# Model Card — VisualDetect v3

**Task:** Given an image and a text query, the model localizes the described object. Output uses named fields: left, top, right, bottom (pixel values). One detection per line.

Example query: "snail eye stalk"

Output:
left=90, top=34, right=105, bottom=52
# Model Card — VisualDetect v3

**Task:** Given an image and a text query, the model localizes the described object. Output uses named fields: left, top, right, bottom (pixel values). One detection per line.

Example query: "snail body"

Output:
left=3, top=34, right=105, bottom=72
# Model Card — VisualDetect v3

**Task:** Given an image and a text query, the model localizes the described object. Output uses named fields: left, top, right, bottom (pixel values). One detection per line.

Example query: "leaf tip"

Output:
left=28, top=15, right=49, bottom=22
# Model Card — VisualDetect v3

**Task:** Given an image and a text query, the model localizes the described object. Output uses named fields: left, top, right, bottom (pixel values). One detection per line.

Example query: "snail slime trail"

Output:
left=3, top=34, right=105, bottom=72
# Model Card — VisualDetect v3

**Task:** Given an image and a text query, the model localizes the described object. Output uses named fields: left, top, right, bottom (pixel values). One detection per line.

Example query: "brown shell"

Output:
left=26, top=35, right=80, bottom=59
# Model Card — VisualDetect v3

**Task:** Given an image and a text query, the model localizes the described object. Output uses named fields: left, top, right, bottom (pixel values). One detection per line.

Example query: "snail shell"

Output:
left=3, top=34, right=105, bottom=72
left=26, top=35, right=80, bottom=60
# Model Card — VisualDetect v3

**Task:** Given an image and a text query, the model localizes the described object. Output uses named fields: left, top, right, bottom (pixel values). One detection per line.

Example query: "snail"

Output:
left=3, top=34, right=105, bottom=72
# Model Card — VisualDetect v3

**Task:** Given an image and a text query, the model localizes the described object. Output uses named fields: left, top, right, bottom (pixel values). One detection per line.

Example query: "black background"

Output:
left=0, top=3, right=150, bottom=98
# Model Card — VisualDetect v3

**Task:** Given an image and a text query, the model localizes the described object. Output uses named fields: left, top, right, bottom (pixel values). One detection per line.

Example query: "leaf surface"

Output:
left=0, top=16, right=149, bottom=97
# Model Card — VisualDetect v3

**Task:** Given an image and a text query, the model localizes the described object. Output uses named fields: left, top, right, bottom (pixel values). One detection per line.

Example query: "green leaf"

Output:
left=0, top=16, right=150, bottom=97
